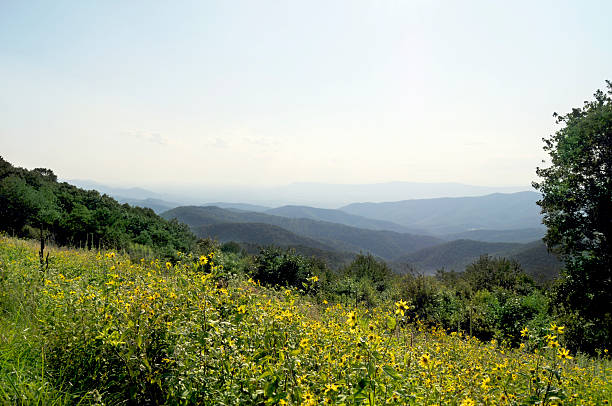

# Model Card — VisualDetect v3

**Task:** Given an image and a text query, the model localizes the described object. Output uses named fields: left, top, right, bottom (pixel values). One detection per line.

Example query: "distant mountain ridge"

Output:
left=396, top=240, right=522, bottom=271
left=161, top=206, right=443, bottom=260
left=64, top=179, right=530, bottom=208
left=203, top=202, right=271, bottom=212
left=36, top=176, right=558, bottom=277
left=441, top=228, right=546, bottom=243
left=66, top=179, right=164, bottom=200
left=196, top=222, right=357, bottom=268
left=115, top=197, right=180, bottom=214
left=264, top=205, right=426, bottom=234
left=266, top=182, right=529, bottom=207
left=341, top=191, right=542, bottom=234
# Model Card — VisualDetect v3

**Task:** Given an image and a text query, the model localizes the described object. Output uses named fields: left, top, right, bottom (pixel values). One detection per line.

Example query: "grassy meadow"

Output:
left=0, top=236, right=610, bottom=405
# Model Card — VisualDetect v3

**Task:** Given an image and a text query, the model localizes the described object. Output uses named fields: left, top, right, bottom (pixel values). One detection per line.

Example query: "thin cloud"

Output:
left=209, top=137, right=229, bottom=148
left=124, top=132, right=169, bottom=146
left=242, top=135, right=281, bottom=148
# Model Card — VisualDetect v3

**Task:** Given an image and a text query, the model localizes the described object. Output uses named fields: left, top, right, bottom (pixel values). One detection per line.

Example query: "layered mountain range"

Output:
left=65, top=179, right=558, bottom=278
left=159, top=191, right=560, bottom=279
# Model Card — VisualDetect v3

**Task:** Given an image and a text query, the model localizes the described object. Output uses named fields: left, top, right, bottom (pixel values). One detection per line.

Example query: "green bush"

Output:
left=221, top=241, right=242, bottom=254
left=252, top=247, right=315, bottom=289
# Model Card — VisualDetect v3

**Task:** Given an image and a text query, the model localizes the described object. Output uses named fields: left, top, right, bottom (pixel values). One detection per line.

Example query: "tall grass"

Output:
left=0, top=236, right=610, bottom=404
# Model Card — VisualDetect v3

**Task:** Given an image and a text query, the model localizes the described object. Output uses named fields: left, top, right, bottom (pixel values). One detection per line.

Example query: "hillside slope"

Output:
left=265, top=205, right=425, bottom=234
left=395, top=239, right=561, bottom=280
left=162, top=206, right=443, bottom=259
left=441, top=228, right=546, bottom=243
left=197, top=222, right=332, bottom=251
left=203, top=202, right=271, bottom=212
left=395, top=240, right=521, bottom=272
left=115, top=197, right=179, bottom=214
left=2, top=237, right=607, bottom=404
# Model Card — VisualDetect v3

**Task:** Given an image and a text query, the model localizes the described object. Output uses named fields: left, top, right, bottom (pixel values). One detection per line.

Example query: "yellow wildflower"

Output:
left=558, top=347, right=573, bottom=360
left=418, top=353, right=430, bottom=368
left=460, top=398, right=475, bottom=406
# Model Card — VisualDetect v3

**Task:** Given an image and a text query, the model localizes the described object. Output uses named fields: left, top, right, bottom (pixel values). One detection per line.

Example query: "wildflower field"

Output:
left=0, top=236, right=610, bottom=405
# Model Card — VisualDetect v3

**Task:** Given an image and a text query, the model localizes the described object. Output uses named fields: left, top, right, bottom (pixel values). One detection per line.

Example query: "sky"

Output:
left=1, top=0, right=611, bottom=189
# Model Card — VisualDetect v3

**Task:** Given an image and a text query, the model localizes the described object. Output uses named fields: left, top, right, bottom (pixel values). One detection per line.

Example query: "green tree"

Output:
left=0, top=156, right=196, bottom=259
left=252, top=247, right=314, bottom=289
left=463, top=255, right=534, bottom=295
left=533, top=81, right=612, bottom=351
left=341, top=253, right=394, bottom=292
left=0, top=176, right=38, bottom=232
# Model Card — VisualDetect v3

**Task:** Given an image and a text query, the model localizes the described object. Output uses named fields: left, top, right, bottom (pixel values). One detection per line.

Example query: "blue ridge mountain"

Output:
left=340, top=191, right=542, bottom=234
left=161, top=206, right=443, bottom=260
left=441, top=228, right=546, bottom=243
left=264, top=205, right=426, bottom=234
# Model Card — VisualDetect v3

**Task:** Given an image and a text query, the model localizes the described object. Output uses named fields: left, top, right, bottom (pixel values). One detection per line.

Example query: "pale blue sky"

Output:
left=1, top=1, right=611, bottom=188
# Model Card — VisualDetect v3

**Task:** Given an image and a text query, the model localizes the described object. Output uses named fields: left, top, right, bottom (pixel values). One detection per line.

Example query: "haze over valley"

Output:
left=63, top=179, right=554, bottom=279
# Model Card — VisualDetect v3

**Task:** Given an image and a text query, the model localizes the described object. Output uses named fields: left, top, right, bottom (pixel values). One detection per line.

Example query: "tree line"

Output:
left=0, top=157, right=196, bottom=259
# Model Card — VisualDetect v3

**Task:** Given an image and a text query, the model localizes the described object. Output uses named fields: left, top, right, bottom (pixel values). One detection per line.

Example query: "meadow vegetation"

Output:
left=1, top=236, right=610, bottom=404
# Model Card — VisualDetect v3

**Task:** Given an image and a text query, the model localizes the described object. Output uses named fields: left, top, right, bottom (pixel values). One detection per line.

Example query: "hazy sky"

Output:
left=1, top=1, right=611, bottom=188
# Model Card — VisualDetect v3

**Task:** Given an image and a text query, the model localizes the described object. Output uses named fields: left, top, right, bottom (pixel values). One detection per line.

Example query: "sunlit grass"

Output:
left=0, top=236, right=610, bottom=404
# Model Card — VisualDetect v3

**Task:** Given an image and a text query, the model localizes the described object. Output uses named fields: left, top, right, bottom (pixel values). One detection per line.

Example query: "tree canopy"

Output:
left=533, top=81, right=612, bottom=351
left=0, top=157, right=196, bottom=259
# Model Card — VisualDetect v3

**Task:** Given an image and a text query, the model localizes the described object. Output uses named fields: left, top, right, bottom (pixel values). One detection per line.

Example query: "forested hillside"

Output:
left=198, top=222, right=334, bottom=251
left=394, top=239, right=562, bottom=280
left=264, top=205, right=424, bottom=234
left=162, top=206, right=443, bottom=259
left=441, top=227, right=546, bottom=243
left=0, top=157, right=195, bottom=258
left=114, top=197, right=179, bottom=214
left=395, top=240, right=522, bottom=272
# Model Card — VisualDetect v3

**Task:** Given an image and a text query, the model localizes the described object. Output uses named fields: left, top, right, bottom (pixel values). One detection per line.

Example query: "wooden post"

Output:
left=39, top=226, right=45, bottom=272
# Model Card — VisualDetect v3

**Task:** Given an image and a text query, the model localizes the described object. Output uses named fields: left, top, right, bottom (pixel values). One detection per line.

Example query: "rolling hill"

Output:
left=203, top=202, right=271, bottom=212
left=441, top=228, right=546, bottom=243
left=115, top=197, right=180, bottom=214
left=66, top=179, right=164, bottom=200
left=162, top=206, right=443, bottom=260
left=502, top=240, right=563, bottom=281
left=197, top=222, right=332, bottom=250
left=394, top=239, right=561, bottom=280
left=264, top=205, right=425, bottom=234
left=394, top=240, right=522, bottom=272
left=341, top=191, right=543, bottom=234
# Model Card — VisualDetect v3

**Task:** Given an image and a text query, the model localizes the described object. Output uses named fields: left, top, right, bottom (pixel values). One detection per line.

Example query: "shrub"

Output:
left=252, top=247, right=314, bottom=289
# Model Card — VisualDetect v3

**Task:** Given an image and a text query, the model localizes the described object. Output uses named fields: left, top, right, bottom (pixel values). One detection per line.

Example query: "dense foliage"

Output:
left=318, top=254, right=549, bottom=347
left=534, top=81, right=612, bottom=352
left=0, top=157, right=196, bottom=259
left=393, top=239, right=561, bottom=280
left=245, top=248, right=552, bottom=349
left=252, top=247, right=318, bottom=289
left=1, top=237, right=609, bottom=404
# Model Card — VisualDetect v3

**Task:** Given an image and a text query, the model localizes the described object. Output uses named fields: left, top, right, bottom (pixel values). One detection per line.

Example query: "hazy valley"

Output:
left=64, top=178, right=557, bottom=279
